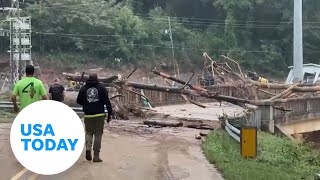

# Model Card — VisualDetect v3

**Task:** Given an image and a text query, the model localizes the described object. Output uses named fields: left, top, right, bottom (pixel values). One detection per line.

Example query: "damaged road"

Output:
left=1, top=118, right=224, bottom=180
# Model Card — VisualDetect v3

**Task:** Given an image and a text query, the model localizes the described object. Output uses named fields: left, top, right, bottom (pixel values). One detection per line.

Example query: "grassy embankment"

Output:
left=0, top=110, right=16, bottom=123
left=202, top=130, right=320, bottom=180
left=0, top=92, right=16, bottom=123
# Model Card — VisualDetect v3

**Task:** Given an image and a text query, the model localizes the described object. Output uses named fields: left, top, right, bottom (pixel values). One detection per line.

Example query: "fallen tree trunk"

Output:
left=143, top=120, right=183, bottom=127
left=282, top=90, right=293, bottom=99
left=63, top=73, right=119, bottom=83
left=292, top=86, right=320, bottom=92
left=249, top=80, right=294, bottom=89
left=165, top=80, right=206, bottom=108
left=258, top=89, right=276, bottom=96
left=250, top=80, right=320, bottom=92
left=124, top=81, right=251, bottom=107
left=152, top=70, right=207, bottom=92
left=124, top=80, right=320, bottom=107
left=255, top=95, right=320, bottom=105
left=269, top=83, right=301, bottom=100
left=152, top=71, right=253, bottom=107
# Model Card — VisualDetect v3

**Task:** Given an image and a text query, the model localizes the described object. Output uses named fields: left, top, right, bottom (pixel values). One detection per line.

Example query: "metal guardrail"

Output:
left=0, top=103, right=82, bottom=113
left=225, top=120, right=240, bottom=142
left=0, top=101, right=19, bottom=105
left=0, top=102, right=97, bottom=115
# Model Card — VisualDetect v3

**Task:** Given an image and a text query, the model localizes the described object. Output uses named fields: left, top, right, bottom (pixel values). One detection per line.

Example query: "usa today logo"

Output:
left=10, top=100, right=85, bottom=175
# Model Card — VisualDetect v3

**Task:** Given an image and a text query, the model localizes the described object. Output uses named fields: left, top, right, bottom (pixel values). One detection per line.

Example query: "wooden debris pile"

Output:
left=201, top=53, right=256, bottom=100
left=62, top=53, right=320, bottom=121
left=201, top=52, right=320, bottom=103
left=110, top=98, right=147, bottom=120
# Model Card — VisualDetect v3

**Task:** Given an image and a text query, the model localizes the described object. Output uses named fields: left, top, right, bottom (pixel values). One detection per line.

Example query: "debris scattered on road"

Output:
left=200, top=130, right=211, bottom=137
left=143, top=120, right=183, bottom=128
left=195, top=134, right=202, bottom=140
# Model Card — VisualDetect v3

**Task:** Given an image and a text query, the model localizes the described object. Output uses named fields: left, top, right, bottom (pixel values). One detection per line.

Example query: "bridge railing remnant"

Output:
left=243, top=96, right=320, bottom=133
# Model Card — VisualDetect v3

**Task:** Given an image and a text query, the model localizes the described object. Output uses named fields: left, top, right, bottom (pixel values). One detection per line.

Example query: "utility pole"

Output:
left=10, top=18, right=14, bottom=84
left=167, top=16, right=180, bottom=78
left=17, top=0, right=22, bottom=80
left=2, top=0, right=30, bottom=85
left=293, top=0, right=303, bottom=83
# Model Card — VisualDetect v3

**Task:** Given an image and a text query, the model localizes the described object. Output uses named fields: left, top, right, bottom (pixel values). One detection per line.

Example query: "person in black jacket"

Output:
left=76, top=73, right=112, bottom=163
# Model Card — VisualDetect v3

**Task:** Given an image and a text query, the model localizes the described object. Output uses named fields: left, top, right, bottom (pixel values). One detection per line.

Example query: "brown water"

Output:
left=303, top=130, right=320, bottom=149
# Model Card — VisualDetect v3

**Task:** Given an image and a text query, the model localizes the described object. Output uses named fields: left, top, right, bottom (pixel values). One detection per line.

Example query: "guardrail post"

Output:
left=259, top=105, right=274, bottom=133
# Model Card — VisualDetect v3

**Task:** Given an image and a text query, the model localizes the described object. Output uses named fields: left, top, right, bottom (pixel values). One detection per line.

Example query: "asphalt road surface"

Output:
left=0, top=120, right=223, bottom=180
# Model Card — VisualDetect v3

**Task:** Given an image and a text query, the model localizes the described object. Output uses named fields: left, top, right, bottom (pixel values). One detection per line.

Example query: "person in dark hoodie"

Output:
left=76, top=73, right=112, bottom=162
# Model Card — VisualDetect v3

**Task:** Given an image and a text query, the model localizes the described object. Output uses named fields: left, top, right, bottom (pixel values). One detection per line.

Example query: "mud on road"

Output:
left=0, top=119, right=223, bottom=180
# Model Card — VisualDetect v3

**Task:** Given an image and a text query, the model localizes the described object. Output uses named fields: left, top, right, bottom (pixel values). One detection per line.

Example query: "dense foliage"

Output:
left=1, top=0, right=320, bottom=76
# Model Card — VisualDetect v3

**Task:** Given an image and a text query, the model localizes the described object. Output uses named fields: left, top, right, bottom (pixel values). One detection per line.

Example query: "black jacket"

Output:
left=76, top=79, right=112, bottom=116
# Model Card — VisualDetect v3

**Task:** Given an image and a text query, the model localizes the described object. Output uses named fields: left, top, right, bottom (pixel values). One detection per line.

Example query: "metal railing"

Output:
left=0, top=101, right=86, bottom=115
left=225, top=120, right=240, bottom=142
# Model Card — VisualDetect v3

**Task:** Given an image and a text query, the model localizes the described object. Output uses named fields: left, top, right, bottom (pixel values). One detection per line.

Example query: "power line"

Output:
left=25, top=2, right=320, bottom=25
left=31, top=32, right=320, bottom=54
left=15, top=2, right=320, bottom=53
left=27, top=1, right=104, bottom=10
left=25, top=2, right=294, bottom=24
left=42, top=7, right=320, bottom=29
left=27, top=3, right=291, bottom=26
left=139, top=20, right=293, bottom=29
left=42, top=8, right=293, bottom=29
left=34, top=32, right=145, bottom=38
left=48, top=7, right=287, bottom=26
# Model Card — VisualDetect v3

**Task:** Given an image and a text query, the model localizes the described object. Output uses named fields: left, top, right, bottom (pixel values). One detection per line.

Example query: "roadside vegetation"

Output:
left=202, top=130, right=320, bottom=180
left=0, top=92, right=11, bottom=101
left=0, top=93, right=15, bottom=123
left=0, top=110, right=16, bottom=123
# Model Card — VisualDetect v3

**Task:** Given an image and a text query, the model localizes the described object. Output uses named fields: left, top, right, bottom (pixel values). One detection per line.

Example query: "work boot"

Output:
left=93, top=152, right=103, bottom=163
left=86, top=150, right=92, bottom=161
left=93, top=156, right=103, bottom=162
